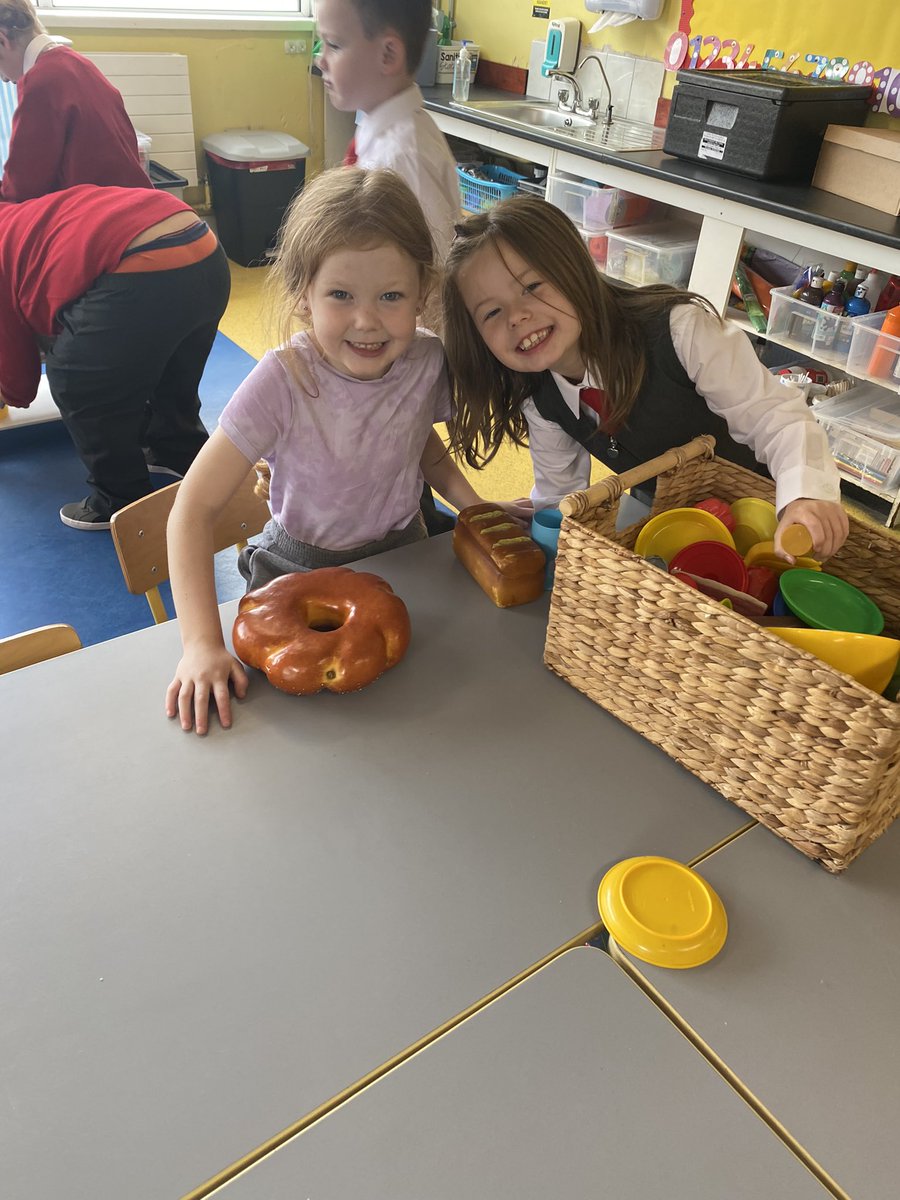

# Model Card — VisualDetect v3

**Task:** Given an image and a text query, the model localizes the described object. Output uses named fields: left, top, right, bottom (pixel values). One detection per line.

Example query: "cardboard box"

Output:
left=813, top=125, right=900, bottom=215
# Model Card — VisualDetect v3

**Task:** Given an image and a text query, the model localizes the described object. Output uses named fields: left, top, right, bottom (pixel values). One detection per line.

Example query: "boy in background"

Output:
left=316, top=0, right=462, bottom=533
left=0, top=0, right=150, bottom=202
left=315, top=0, right=460, bottom=261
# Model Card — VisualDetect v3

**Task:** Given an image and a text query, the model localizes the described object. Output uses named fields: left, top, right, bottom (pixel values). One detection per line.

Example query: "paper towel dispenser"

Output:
left=584, top=0, right=664, bottom=17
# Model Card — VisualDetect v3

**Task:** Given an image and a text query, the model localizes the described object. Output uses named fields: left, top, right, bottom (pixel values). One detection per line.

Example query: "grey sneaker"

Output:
left=59, top=498, right=112, bottom=531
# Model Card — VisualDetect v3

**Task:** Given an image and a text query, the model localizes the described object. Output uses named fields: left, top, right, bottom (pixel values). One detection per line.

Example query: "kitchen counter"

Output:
left=422, top=83, right=900, bottom=258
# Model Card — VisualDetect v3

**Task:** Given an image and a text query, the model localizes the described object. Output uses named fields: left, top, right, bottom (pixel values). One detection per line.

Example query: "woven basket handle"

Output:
left=559, top=435, right=717, bottom=518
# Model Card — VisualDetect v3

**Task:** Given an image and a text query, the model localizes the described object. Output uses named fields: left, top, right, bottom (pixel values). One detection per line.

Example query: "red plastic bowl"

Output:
left=668, top=541, right=750, bottom=592
left=693, top=497, right=736, bottom=532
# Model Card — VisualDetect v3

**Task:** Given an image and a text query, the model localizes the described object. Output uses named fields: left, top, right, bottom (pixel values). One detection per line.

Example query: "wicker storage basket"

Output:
left=546, top=436, right=900, bottom=873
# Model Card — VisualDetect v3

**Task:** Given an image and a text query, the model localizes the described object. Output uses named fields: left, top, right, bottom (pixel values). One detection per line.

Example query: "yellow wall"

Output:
left=454, top=0, right=900, bottom=73
left=454, top=0, right=900, bottom=121
left=54, top=27, right=323, bottom=201
left=452, top=0, right=681, bottom=70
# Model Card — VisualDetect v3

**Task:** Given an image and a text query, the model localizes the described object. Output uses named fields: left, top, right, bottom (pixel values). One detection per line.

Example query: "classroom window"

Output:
left=41, top=1, right=312, bottom=15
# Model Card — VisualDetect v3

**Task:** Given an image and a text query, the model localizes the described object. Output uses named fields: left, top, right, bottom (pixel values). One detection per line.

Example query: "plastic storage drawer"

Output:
left=546, top=172, right=658, bottom=232
left=847, top=312, right=900, bottom=386
left=604, top=223, right=697, bottom=287
left=766, top=286, right=884, bottom=369
left=580, top=229, right=609, bottom=268
left=815, top=416, right=900, bottom=491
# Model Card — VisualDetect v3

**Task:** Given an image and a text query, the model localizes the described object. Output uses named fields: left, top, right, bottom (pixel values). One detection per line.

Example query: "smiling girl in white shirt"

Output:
left=441, top=195, right=849, bottom=561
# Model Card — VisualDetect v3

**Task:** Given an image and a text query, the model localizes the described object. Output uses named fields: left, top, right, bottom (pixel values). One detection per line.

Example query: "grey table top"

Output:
left=614, top=822, right=900, bottom=1200
left=0, top=535, right=749, bottom=1200
left=212, top=947, right=829, bottom=1199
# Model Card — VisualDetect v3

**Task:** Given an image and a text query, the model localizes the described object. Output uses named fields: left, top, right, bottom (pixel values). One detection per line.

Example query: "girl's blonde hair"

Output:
left=270, top=166, right=437, bottom=360
left=442, top=195, right=715, bottom=468
left=0, top=1, right=42, bottom=41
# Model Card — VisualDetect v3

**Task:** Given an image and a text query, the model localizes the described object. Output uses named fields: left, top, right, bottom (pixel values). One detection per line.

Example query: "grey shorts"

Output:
left=238, top=514, right=428, bottom=592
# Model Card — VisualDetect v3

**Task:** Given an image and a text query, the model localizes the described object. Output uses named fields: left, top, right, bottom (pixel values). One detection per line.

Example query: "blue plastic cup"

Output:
left=531, top=507, right=563, bottom=590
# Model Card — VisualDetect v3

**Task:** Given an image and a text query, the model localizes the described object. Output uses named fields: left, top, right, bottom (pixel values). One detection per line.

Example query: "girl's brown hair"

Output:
left=442, top=195, right=715, bottom=468
left=0, top=1, right=42, bottom=41
left=269, top=165, right=436, bottom=367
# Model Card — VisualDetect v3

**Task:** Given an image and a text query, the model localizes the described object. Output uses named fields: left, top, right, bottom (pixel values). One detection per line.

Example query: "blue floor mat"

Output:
left=0, top=332, right=257, bottom=647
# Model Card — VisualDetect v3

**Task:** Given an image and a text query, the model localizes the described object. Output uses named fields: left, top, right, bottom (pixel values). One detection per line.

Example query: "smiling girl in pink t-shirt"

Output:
left=165, top=167, right=526, bottom=733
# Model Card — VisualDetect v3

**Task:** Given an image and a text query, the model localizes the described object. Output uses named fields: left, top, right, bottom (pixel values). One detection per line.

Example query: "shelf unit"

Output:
left=429, top=108, right=900, bottom=524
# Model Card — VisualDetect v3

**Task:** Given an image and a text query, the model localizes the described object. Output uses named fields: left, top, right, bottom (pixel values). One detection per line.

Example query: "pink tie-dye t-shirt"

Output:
left=219, top=330, right=451, bottom=551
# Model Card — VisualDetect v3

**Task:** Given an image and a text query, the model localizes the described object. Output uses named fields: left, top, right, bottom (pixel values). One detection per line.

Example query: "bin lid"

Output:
left=201, top=130, right=310, bottom=162
left=674, top=69, right=871, bottom=104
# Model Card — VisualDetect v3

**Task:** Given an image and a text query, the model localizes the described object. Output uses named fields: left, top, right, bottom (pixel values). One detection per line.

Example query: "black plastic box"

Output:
left=663, top=70, right=871, bottom=183
left=205, top=155, right=305, bottom=267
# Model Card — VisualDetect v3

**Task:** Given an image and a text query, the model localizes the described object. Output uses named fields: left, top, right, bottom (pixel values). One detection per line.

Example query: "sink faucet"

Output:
left=547, top=69, right=583, bottom=114
left=577, top=54, right=614, bottom=127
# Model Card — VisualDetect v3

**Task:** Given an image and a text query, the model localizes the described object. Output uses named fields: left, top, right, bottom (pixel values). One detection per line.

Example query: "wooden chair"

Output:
left=110, top=474, right=270, bottom=623
left=0, top=624, right=82, bottom=674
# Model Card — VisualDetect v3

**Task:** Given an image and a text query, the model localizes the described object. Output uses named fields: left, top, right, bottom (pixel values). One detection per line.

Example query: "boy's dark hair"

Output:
left=351, top=0, right=431, bottom=72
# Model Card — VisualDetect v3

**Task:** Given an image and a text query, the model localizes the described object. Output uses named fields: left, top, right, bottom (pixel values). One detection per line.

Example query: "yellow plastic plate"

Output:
left=598, top=856, right=727, bottom=970
left=634, top=508, right=735, bottom=566
left=743, top=541, right=821, bottom=575
left=730, top=497, right=777, bottom=555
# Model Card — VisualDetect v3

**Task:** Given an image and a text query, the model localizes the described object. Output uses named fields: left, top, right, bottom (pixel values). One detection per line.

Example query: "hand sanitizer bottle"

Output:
left=452, top=41, right=472, bottom=102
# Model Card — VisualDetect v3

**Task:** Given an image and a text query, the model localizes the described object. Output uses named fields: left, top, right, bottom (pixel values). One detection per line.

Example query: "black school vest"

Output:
left=530, top=309, right=767, bottom=482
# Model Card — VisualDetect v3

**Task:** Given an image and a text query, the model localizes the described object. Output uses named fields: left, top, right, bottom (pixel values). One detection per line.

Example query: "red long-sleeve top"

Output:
left=0, top=47, right=152, bottom=203
left=0, top=185, right=192, bottom=407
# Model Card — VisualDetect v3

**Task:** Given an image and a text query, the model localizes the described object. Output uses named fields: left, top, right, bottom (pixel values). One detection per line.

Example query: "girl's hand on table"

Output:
left=774, top=498, right=849, bottom=563
left=494, top=497, right=534, bottom=527
left=166, top=644, right=249, bottom=735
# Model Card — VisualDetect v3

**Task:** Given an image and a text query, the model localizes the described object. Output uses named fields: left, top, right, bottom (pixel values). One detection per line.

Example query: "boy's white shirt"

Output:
left=522, top=303, right=841, bottom=514
left=354, top=84, right=461, bottom=260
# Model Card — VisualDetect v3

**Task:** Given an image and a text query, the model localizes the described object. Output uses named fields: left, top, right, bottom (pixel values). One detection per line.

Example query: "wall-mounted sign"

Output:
left=663, top=30, right=899, bottom=117
left=532, top=5, right=550, bottom=17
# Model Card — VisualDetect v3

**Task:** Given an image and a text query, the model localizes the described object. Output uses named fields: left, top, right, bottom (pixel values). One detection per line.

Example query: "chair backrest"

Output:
left=0, top=624, right=82, bottom=675
left=110, top=473, right=270, bottom=623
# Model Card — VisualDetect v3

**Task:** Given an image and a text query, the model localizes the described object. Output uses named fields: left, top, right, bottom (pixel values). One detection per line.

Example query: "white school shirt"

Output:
left=522, top=303, right=841, bottom=515
left=354, top=84, right=461, bottom=261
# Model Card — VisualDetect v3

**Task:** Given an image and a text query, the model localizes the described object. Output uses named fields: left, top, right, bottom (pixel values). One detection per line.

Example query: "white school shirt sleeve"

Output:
left=669, top=304, right=840, bottom=513
left=521, top=390, right=594, bottom=509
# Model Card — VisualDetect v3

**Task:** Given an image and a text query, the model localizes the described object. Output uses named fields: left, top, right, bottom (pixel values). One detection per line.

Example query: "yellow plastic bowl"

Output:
left=634, top=508, right=735, bottom=565
left=743, top=541, right=821, bottom=575
left=598, top=856, right=728, bottom=970
left=768, top=627, right=900, bottom=693
left=731, top=497, right=778, bottom=555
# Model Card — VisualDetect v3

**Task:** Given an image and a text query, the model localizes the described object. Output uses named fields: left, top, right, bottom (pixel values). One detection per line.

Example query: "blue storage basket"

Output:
left=457, top=163, right=527, bottom=213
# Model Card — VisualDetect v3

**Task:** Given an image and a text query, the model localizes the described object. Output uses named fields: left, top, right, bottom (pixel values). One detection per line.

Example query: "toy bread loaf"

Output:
left=453, top=503, right=546, bottom=607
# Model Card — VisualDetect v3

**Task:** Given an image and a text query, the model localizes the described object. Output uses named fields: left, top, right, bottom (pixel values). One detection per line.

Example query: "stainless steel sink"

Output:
left=455, top=99, right=596, bottom=131
left=450, top=98, right=665, bottom=152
